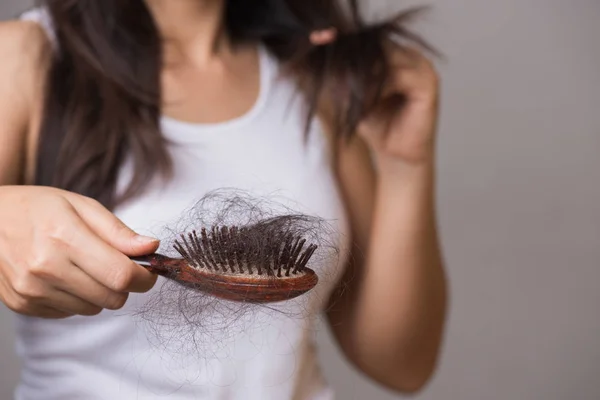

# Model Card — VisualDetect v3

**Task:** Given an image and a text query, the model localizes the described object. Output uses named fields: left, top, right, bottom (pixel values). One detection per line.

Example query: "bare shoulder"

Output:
left=0, top=19, right=49, bottom=55
left=0, top=20, right=51, bottom=185
left=0, top=20, right=51, bottom=104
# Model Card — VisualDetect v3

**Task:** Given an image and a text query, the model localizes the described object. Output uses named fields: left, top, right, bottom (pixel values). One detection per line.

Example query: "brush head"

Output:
left=174, top=226, right=318, bottom=277
left=172, top=226, right=318, bottom=303
left=138, top=225, right=319, bottom=303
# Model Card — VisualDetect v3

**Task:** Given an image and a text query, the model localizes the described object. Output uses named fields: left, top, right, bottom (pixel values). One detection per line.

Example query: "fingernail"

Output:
left=135, top=235, right=159, bottom=245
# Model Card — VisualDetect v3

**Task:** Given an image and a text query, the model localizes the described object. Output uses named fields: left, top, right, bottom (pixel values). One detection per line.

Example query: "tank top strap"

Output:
left=20, top=7, right=56, bottom=46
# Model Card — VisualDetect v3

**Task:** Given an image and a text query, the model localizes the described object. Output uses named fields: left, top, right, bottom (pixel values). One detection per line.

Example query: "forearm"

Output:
left=331, top=158, right=448, bottom=391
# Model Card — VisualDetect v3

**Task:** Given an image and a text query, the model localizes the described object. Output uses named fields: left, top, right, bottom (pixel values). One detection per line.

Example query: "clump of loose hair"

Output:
left=132, top=189, right=341, bottom=360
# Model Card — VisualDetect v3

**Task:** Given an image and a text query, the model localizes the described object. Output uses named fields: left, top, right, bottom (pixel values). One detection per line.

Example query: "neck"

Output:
left=145, top=0, right=228, bottom=64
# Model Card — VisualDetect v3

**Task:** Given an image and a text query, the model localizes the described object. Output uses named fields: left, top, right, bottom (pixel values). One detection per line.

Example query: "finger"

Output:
left=1, top=278, right=72, bottom=318
left=63, top=193, right=160, bottom=257
left=382, top=43, right=438, bottom=96
left=6, top=274, right=105, bottom=316
left=5, top=292, right=73, bottom=319
left=45, top=261, right=130, bottom=310
left=25, top=305, right=72, bottom=319
left=62, top=216, right=158, bottom=293
left=47, top=289, right=107, bottom=316
left=358, top=96, right=399, bottom=138
left=385, top=40, right=430, bottom=69
left=14, top=242, right=132, bottom=309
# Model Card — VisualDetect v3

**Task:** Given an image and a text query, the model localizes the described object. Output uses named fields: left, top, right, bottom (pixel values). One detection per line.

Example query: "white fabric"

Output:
left=14, top=8, right=350, bottom=400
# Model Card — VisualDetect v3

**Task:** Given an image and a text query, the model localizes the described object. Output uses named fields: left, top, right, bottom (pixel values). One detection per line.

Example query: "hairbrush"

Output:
left=130, top=225, right=318, bottom=303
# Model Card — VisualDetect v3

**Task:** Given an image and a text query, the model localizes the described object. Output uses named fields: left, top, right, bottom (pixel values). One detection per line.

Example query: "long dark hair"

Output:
left=36, top=0, right=432, bottom=209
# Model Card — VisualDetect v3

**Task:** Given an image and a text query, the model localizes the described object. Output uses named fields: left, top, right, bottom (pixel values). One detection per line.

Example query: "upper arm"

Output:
left=334, top=136, right=376, bottom=253
left=318, top=111, right=377, bottom=344
left=0, top=20, right=49, bottom=185
left=316, top=105, right=377, bottom=255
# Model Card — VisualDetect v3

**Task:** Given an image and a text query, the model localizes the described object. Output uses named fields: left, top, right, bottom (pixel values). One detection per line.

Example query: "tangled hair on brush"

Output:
left=133, top=189, right=341, bottom=358
left=34, top=0, right=435, bottom=209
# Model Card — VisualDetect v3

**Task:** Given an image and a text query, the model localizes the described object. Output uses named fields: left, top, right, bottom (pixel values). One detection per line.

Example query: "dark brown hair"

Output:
left=36, top=0, right=432, bottom=208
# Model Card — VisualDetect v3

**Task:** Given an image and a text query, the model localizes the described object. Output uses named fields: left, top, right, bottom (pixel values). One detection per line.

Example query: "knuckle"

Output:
left=5, top=294, right=29, bottom=314
left=80, top=196, right=107, bottom=215
left=12, top=273, right=43, bottom=300
left=43, top=222, right=75, bottom=246
left=104, top=293, right=128, bottom=310
left=428, top=65, right=440, bottom=85
left=421, top=58, right=439, bottom=81
left=107, top=266, right=134, bottom=292
left=111, top=220, right=133, bottom=241
left=81, top=195, right=101, bottom=208
left=80, top=305, right=104, bottom=316
left=26, top=252, right=54, bottom=278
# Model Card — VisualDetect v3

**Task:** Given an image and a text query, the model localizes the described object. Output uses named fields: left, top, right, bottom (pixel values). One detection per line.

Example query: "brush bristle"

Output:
left=172, top=226, right=318, bottom=278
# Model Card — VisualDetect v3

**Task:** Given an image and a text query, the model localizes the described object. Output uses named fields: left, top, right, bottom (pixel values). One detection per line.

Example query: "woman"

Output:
left=0, top=0, right=447, bottom=399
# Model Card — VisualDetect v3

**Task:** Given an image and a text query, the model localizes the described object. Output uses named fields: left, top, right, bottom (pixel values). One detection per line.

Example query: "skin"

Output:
left=324, top=45, right=447, bottom=392
left=0, top=0, right=447, bottom=395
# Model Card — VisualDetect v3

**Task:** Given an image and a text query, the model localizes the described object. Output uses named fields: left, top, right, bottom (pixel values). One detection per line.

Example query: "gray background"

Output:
left=1, top=1, right=599, bottom=399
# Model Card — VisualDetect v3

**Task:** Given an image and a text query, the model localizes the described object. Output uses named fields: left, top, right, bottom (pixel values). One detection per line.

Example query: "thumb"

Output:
left=64, top=193, right=160, bottom=256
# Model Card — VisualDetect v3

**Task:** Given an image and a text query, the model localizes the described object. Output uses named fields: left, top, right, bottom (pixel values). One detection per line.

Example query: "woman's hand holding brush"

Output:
left=0, top=186, right=159, bottom=319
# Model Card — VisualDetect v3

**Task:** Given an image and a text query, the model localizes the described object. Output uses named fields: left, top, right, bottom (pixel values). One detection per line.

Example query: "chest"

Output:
left=113, top=87, right=352, bottom=314
left=160, top=46, right=260, bottom=125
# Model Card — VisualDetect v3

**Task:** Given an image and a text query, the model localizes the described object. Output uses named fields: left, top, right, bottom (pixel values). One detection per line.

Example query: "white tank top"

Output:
left=16, top=8, right=350, bottom=400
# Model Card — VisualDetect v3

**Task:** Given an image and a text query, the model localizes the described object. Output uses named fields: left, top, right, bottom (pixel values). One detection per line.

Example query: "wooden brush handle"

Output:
left=130, top=254, right=184, bottom=279
left=130, top=254, right=318, bottom=303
